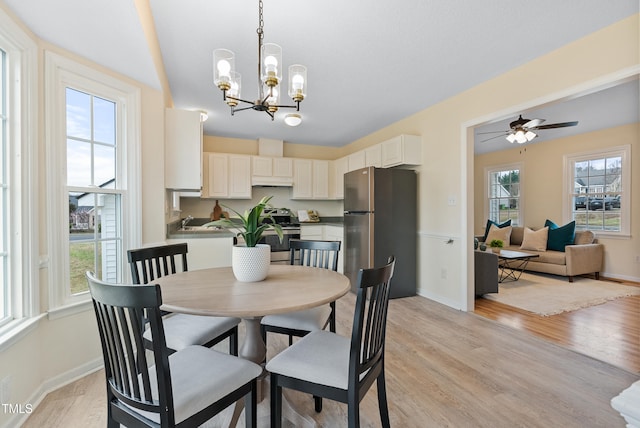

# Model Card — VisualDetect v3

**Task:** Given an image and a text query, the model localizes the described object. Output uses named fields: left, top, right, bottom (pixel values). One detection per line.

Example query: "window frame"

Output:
left=45, top=51, right=141, bottom=314
left=0, top=8, right=38, bottom=335
left=563, top=145, right=630, bottom=237
left=484, top=162, right=524, bottom=227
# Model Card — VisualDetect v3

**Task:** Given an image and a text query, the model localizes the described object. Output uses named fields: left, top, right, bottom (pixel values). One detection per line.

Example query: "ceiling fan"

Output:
left=479, top=115, right=579, bottom=144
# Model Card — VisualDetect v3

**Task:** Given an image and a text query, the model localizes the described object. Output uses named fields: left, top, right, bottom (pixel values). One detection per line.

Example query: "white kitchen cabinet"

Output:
left=165, top=108, right=202, bottom=191
left=251, top=156, right=293, bottom=185
left=330, top=156, right=348, bottom=199
left=300, top=224, right=323, bottom=240
left=312, top=160, right=329, bottom=199
left=381, top=134, right=422, bottom=167
left=347, top=151, right=365, bottom=172
left=365, top=144, right=382, bottom=167
left=292, top=159, right=313, bottom=199
left=203, top=153, right=252, bottom=199
left=292, top=159, right=329, bottom=200
left=166, top=237, right=233, bottom=269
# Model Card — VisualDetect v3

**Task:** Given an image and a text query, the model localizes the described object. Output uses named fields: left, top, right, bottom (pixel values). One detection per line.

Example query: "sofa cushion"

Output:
left=510, top=226, right=524, bottom=246
left=520, top=227, right=548, bottom=251
left=545, top=219, right=575, bottom=252
left=485, top=224, right=512, bottom=246
left=574, top=230, right=595, bottom=245
left=482, top=219, right=511, bottom=242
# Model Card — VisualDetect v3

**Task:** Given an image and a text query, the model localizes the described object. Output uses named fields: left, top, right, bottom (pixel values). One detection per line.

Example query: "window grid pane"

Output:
left=0, top=48, right=7, bottom=323
left=488, top=168, right=520, bottom=226
left=66, top=87, right=122, bottom=296
left=571, top=155, right=622, bottom=232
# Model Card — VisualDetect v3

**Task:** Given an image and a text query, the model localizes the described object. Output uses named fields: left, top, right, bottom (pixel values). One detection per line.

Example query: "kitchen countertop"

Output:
left=166, top=218, right=236, bottom=239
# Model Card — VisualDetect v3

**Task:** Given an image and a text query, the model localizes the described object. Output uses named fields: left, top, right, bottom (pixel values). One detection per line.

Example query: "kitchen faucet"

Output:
left=181, top=215, right=194, bottom=229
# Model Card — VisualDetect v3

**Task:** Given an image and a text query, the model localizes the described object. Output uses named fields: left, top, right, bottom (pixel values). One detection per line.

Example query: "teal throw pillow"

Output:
left=544, top=219, right=576, bottom=252
left=483, top=219, right=511, bottom=242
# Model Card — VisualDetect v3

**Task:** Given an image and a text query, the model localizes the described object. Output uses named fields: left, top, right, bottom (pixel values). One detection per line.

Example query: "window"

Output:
left=45, top=52, right=141, bottom=311
left=0, top=9, right=38, bottom=332
left=67, top=88, right=122, bottom=294
left=565, top=146, right=630, bottom=236
left=486, top=164, right=522, bottom=226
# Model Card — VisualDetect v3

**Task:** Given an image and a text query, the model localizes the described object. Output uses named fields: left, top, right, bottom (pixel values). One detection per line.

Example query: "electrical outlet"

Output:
left=447, top=195, right=456, bottom=206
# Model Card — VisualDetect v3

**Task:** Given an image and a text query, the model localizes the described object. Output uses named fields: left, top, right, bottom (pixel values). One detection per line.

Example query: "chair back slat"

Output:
left=349, top=256, right=395, bottom=382
left=128, top=243, right=189, bottom=285
left=289, top=239, right=341, bottom=272
left=87, top=271, right=176, bottom=424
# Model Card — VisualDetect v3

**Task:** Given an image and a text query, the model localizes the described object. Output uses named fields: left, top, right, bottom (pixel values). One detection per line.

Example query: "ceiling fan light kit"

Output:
left=212, top=0, right=307, bottom=122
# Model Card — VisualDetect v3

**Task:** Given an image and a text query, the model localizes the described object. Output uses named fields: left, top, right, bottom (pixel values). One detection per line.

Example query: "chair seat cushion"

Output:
left=132, top=346, right=262, bottom=424
left=266, top=330, right=350, bottom=390
left=144, top=314, right=240, bottom=351
left=261, top=305, right=332, bottom=332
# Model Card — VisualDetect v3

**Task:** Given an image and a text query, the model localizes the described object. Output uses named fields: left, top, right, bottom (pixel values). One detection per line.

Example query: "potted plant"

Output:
left=489, top=239, right=504, bottom=253
left=204, top=196, right=283, bottom=282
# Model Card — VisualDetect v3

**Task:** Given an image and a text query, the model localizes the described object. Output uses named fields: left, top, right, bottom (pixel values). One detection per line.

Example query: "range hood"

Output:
left=251, top=176, right=293, bottom=187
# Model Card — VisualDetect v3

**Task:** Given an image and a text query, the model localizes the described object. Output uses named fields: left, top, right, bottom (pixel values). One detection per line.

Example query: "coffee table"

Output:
left=495, top=249, right=540, bottom=283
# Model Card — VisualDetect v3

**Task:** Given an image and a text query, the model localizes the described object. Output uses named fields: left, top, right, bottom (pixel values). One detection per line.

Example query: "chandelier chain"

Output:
left=257, top=0, right=264, bottom=100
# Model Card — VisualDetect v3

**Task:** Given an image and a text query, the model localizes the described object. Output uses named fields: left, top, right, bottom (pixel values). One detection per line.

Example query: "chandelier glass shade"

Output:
left=213, top=0, right=307, bottom=121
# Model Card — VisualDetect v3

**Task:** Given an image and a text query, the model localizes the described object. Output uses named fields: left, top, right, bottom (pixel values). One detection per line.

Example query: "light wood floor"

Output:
left=474, top=277, right=640, bottom=374
left=23, top=291, right=638, bottom=427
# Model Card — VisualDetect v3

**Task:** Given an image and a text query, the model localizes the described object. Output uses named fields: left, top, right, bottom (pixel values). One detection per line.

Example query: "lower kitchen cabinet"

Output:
left=166, top=237, right=233, bottom=270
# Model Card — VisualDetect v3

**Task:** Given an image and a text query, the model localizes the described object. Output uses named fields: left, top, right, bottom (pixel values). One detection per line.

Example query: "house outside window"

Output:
left=486, top=163, right=522, bottom=226
left=45, top=52, right=141, bottom=311
left=565, top=145, right=630, bottom=236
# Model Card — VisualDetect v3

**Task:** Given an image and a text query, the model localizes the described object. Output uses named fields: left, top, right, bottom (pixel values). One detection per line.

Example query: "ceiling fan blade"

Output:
left=532, top=121, right=579, bottom=130
left=480, top=133, right=509, bottom=143
left=523, top=118, right=544, bottom=128
left=477, top=130, right=509, bottom=135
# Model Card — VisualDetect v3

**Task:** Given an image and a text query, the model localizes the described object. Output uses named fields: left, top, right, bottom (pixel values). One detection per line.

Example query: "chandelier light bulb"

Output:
left=217, top=60, right=231, bottom=77
left=292, top=74, right=304, bottom=90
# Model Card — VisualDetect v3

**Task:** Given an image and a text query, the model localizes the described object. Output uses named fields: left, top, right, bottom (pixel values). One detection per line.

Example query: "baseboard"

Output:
left=601, top=272, right=640, bottom=284
left=1, top=357, right=103, bottom=428
left=416, top=288, right=464, bottom=310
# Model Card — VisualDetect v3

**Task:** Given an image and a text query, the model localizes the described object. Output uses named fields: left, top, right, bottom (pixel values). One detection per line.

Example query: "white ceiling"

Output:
left=4, top=0, right=638, bottom=149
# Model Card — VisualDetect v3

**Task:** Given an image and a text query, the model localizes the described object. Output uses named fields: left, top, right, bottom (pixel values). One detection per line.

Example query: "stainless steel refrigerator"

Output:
left=344, top=166, right=417, bottom=298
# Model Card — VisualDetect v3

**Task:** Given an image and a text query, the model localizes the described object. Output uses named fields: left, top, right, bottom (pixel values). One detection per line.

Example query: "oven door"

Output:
left=259, top=231, right=301, bottom=264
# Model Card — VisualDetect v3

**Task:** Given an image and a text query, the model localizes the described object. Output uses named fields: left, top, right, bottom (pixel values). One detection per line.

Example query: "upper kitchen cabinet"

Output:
left=203, top=153, right=252, bottom=199
left=347, top=150, right=365, bottom=172
left=365, top=144, right=382, bottom=167
left=251, top=156, right=293, bottom=186
left=292, top=159, right=329, bottom=199
left=165, top=108, right=202, bottom=191
left=381, top=134, right=422, bottom=167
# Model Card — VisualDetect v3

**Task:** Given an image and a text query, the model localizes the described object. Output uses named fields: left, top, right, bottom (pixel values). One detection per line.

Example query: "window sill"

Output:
left=0, top=314, right=46, bottom=353
left=47, top=299, right=93, bottom=321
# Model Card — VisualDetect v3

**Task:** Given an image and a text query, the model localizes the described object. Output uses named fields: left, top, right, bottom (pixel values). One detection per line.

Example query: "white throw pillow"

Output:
left=520, top=226, right=548, bottom=251
left=485, top=224, right=512, bottom=246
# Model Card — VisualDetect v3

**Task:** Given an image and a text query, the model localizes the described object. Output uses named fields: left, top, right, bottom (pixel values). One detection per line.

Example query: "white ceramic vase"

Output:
left=232, top=243, right=271, bottom=282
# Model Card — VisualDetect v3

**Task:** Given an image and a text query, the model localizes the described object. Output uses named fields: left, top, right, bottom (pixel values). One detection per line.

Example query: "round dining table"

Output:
left=155, top=264, right=351, bottom=366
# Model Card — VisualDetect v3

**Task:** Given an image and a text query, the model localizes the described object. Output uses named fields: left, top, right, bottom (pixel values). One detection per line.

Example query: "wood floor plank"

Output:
left=23, top=293, right=637, bottom=427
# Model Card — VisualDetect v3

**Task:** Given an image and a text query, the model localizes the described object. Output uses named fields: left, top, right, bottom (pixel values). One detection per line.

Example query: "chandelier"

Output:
left=213, top=0, right=307, bottom=122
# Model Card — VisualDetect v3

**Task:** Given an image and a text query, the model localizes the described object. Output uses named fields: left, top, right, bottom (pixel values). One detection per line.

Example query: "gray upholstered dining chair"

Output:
left=86, top=271, right=261, bottom=428
left=266, top=256, right=396, bottom=428
left=127, top=243, right=240, bottom=355
left=260, top=239, right=341, bottom=347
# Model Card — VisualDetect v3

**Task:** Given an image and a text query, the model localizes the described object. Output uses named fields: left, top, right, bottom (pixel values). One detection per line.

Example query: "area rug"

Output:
left=483, top=272, right=640, bottom=316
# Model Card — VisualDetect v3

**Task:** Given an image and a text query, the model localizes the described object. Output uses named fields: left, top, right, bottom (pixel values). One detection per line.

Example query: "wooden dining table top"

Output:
left=154, top=264, right=351, bottom=318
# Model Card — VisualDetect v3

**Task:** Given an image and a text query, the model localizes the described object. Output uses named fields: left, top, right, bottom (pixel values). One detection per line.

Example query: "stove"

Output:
left=260, top=208, right=301, bottom=263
